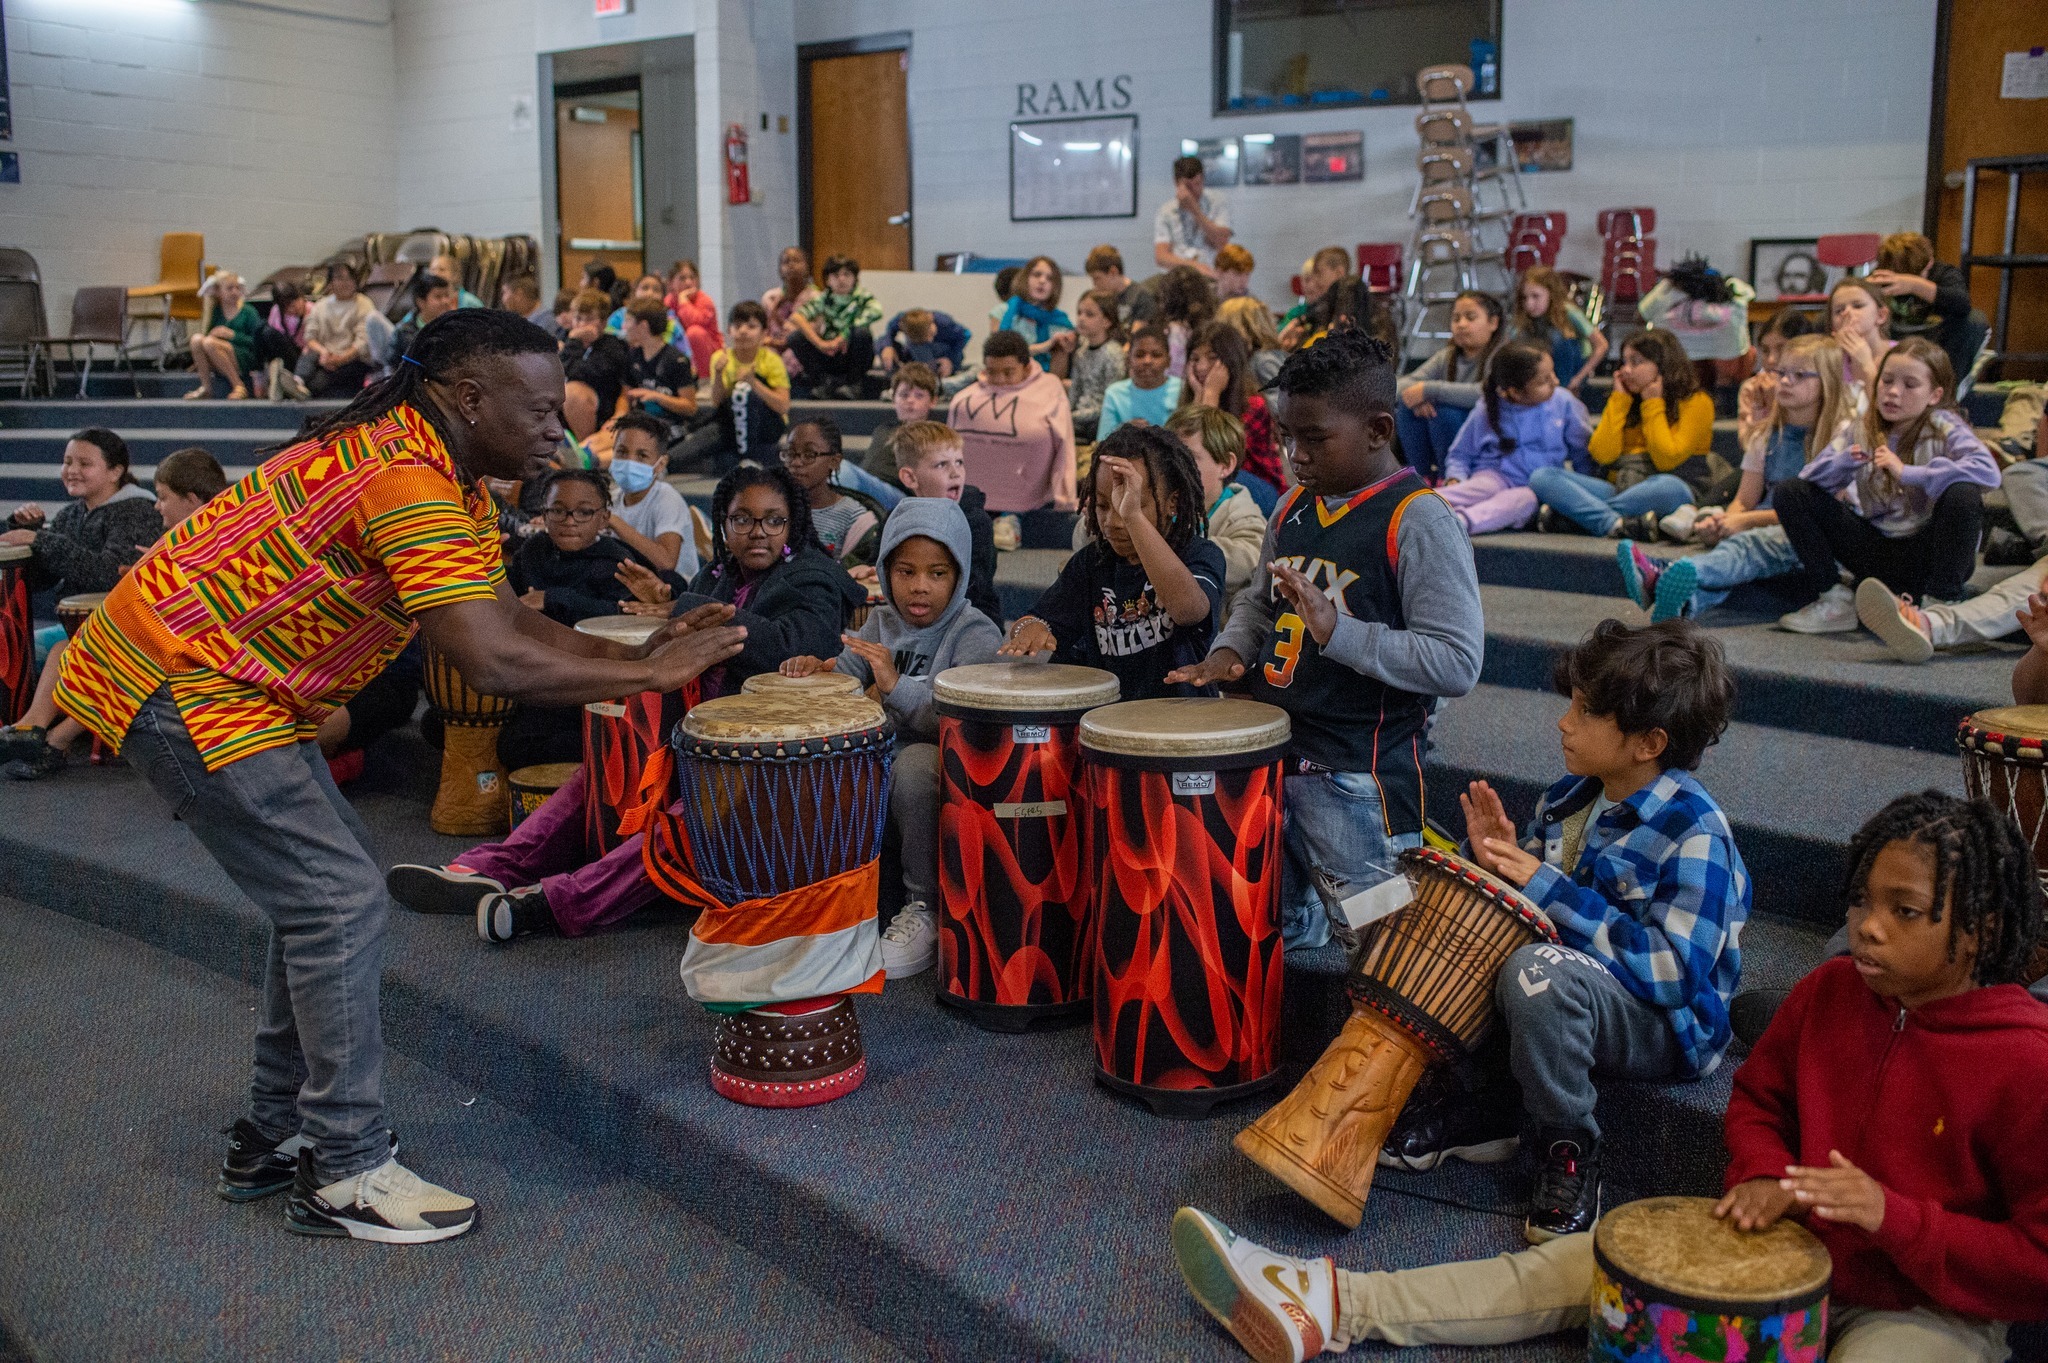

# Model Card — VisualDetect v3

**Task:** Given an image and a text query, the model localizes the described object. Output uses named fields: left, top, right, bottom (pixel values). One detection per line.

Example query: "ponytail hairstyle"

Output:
left=1480, top=341, right=1551, bottom=454
left=1450, top=289, right=1507, bottom=372
left=704, top=463, right=816, bottom=579
left=1858, top=335, right=1957, bottom=458
left=282, top=308, right=560, bottom=456
left=1619, top=327, right=1700, bottom=427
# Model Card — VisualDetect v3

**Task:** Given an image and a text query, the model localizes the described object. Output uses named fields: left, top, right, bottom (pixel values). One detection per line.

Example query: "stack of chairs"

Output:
left=1598, top=208, right=1657, bottom=331
left=1506, top=212, right=1566, bottom=272
left=1401, top=64, right=1530, bottom=357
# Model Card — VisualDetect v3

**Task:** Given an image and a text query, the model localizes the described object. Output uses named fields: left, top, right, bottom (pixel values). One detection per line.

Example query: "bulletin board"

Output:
left=1009, top=115, right=1138, bottom=221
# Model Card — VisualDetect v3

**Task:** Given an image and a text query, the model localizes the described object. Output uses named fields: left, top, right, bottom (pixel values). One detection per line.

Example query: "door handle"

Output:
left=887, top=212, right=911, bottom=226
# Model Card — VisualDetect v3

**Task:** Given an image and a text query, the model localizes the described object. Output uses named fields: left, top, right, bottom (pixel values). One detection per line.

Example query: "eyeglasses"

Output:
left=542, top=506, right=603, bottom=523
left=724, top=512, right=789, bottom=534
left=1765, top=368, right=1821, bottom=382
left=780, top=448, right=835, bottom=466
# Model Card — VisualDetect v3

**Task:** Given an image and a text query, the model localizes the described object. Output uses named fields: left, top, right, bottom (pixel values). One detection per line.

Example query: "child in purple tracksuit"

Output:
left=1438, top=341, right=1592, bottom=535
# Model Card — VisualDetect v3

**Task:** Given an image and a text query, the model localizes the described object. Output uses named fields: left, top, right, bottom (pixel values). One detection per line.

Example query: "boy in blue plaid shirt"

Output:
left=1392, top=617, right=1749, bottom=1243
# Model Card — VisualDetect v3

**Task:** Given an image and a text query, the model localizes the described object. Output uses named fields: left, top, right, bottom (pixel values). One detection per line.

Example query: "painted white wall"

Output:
left=796, top=0, right=1937, bottom=313
left=691, top=0, right=798, bottom=313
left=0, top=0, right=399, bottom=325
left=391, top=0, right=544, bottom=242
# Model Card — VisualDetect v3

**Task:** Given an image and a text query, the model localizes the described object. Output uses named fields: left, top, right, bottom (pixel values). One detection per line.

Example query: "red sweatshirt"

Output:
left=1724, top=956, right=2048, bottom=1320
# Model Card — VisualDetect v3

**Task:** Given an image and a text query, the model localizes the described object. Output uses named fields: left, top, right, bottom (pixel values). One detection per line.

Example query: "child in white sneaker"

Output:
left=1773, top=337, right=1997, bottom=635
left=779, top=498, right=1000, bottom=978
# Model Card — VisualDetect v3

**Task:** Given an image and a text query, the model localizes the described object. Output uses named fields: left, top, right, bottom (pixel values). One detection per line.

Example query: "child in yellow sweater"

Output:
left=1528, top=327, right=1715, bottom=538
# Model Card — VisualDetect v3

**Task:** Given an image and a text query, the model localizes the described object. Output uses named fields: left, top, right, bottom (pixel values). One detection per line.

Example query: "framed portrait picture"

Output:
left=1748, top=238, right=1833, bottom=301
left=1240, top=132, right=1300, bottom=185
left=1180, top=137, right=1240, bottom=186
left=1010, top=115, right=1139, bottom=221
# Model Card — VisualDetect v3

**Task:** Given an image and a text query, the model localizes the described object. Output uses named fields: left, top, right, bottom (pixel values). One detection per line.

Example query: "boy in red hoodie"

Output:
left=1169, top=789, right=2048, bottom=1363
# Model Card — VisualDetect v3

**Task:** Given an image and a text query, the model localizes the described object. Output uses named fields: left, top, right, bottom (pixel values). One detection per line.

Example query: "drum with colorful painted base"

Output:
left=1590, top=1196, right=1831, bottom=1362
left=0, top=544, right=34, bottom=724
left=507, top=762, right=578, bottom=827
left=56, top=592, right=107, bottom=639
left=934, top=662, right=1120, bottom=1031
left=574, top=614, right=691, bottom=856
left=1083, top=697, right=1290, bottom=1116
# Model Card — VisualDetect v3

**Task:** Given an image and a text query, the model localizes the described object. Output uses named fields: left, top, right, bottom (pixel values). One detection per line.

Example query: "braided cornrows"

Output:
left=1085, top=423, right=1207, bottom=554
left=1844, top=790, right=2046, bottom=985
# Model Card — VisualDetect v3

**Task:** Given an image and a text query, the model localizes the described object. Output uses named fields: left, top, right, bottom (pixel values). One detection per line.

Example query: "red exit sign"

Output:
left=594, top=0, right=632, bottom=15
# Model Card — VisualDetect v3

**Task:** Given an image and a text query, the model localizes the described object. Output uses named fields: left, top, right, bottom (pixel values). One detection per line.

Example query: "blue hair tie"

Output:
left=401, top=354, right=424, bottom=369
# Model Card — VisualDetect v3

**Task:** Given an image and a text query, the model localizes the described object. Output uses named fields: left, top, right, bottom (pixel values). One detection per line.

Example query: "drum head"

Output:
left=681, top=692, right=888, bottom=748
left=934, top=662, right=1120, bottom=715
left=1596, top=1197, right=1831, bottom=1316
left=575, top=614, right=666, bottom=647
left=0, top=543, right=29, bottom=563
left=56, top=592, right=107, bottom=614
left=741, top=671, right=863, bottom=698
left=1080, top=697, right=1290, bottom=759
left=1960, top=705, right=2048, bottom=757
left=508, top=762, right=579, bottom=790
left=1400, top=846, right=1558, bottom=942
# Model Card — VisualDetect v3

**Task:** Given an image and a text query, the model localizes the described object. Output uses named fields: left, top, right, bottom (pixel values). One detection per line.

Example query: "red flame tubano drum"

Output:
left=934, top=662, right=1121, bottom=1031
left=0, top=544, right=32, bottom=724
left=646, top=693, right=896, bottom=1108
left=1082, top=697, right=1291, bottom=1115
left=1589, top=1197, right=1831, bottom=1362
left=1958, top=705, right=2048, bottom=986
left=575, top=614, right=693, bottom=856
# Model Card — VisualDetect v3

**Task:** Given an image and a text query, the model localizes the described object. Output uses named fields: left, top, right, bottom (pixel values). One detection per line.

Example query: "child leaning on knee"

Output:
left=780, top=497, right=1001, bottom=980
left=1171, top=788, right=2047, bottom=1363
left=1438, top=340, right=1591, bottom=536
left=1407, top=617, right=1747, bottom=1242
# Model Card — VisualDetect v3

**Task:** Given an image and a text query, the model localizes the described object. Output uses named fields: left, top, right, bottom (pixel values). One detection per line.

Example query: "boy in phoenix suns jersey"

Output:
left=1168, top=326, right=1484, bottom=950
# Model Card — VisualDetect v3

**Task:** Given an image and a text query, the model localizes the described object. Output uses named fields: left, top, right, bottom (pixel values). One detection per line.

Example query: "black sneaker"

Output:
left=3, top=741, right=67, bottom=781
left=218, top=1118, right=397, bottom=1202
left=1984, top=527, right=2038, bottom=567
left=1536, top=505, right=1560, bottom=534
left=1524, top=1132, right=1601, bottom=1244
left=387, top=863, right=506, bottom=916
left=283, top=1149, right=478, bottom=1244
left=1614, top=511, right=1662, bottom=542
left=0, top=724, right=47, bottom=762
left=1730, top=988, right=1790, bottom=1050
left=1378, top=1077, right=1521, bottom=1172
left=478, top=885, right=558, bottom=944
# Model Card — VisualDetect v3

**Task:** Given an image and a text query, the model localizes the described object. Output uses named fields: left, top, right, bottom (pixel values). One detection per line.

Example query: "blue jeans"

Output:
left=1280, top=769, right=1423, bottom=951
left=832, top=457, right=904, bottom=512
left=1687, top=525, right=1800, bottom=611
left=1528, top=467, right=1693, bottom=536
left=1395, top=403, right=1472, bottom=482
left=120, top=688, right=393, bottom=1182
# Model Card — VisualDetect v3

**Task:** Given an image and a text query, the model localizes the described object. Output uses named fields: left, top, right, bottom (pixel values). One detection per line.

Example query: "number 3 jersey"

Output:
left=1243, top=469, right=1453, bottom=836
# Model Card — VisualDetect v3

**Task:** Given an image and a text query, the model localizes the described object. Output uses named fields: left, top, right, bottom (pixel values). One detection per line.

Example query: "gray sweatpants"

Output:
left=892, top=741, right=940, bottom=906
left=1493, top=942, right=1684, bottom=1140
left=120, top=687, right=394, bottom=1182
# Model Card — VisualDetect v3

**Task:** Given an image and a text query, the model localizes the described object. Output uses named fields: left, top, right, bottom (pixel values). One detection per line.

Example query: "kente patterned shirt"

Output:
left=55, top=403, right=504, bottom=769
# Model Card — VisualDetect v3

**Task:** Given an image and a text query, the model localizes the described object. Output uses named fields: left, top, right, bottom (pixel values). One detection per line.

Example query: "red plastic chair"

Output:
left=1356, top=243, right=1403, bottom=292
left=1816, top=233, right=1881, bottom=272
left=1598, top=207, right=1656, bottom=242
left=1512, top=212, right=1567, bottom=240
left=1290, top=274, right=1303, bottom=297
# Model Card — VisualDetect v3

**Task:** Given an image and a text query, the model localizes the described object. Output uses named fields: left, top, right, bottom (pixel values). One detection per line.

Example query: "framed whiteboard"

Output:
left=1009, top=116, right=1138, bottom=221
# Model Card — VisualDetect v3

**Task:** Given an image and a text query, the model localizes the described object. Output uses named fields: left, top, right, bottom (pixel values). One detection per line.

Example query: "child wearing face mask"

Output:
left=1773, top=338, right=1998, bottom=634
left=605, top=414, right=698, bottom=578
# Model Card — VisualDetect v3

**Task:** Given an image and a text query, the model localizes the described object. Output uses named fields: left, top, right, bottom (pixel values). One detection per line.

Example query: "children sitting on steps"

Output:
left=863, top=362, right=940, bottom=488
left=1772, top=337, right=1997, bottom=635
left=1380, top=618, right=1748, bottom=1242
left=996, top=255, right=1073, bottom=370
left=855, top=420, right=1002, bottom=626
left=779, top=498, right=1002, bottom=980
left=709, top=299, right=792, bottom=472
left=604, top=414, right=698, bottom=579
left=780, top=418, right=881, bottom=563
left=948, top=329, right=1077, bottom=551
left=786, top=254, right=881, bottom=399
left=1395, top=290, right=1504, bottom=482
left=1172, top=788, right=2047, bottom=1363
left=1438, top=341, right=1592, bottom=536
left=1619, top=334, right=1850, bottom=621
left=1513, top=264, right=1605, bottom=394
left=1185, top=321, right=1284, bottom=495
left=1096, top=324, right=1183, bottom=442
left=1165, top=327, right=1484, bottom=951
left=1052, top=288, right=1126, bottom=444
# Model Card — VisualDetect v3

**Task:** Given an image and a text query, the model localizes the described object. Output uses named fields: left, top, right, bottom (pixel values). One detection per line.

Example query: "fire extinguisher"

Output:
left=725, top=123, right=750, bottom=206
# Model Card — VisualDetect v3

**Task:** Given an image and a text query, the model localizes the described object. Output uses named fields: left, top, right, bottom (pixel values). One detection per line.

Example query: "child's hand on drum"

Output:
left=615, top=560, right=673, bottom=605
left=848, top=564, right=879, bottom=586
left=841, top=635, right=899, bottom=693
left=1780, top=1150, right=1886, bottom=1232
left=1164, top=647, right=1247, bottom=688
left=1000, top=616, right=1056, bottom=657
left=1714, top=1177, right=1796, bottom=1232
left=780, top=656, right=827, bottom=677
left=1269, top=560, right=1337, bottom=645
left=2019, top=590, right=2048, bottom=651
left=620, top=599, right=668, bottom=617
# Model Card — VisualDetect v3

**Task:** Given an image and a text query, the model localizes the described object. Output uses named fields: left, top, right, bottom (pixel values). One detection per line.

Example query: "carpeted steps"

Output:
left=0, top=397, right=339, bottom=505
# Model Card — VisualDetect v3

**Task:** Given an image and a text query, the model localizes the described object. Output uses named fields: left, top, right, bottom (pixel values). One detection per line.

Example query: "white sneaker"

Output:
left=1172, top=1207, right=1337, bottom=1363
left=1778, top=583, right=1858, bottom=634
left=1659, top=504, right=1700, bottom=543
left=1855, top=577, right=1935, bottom=663
left=284, top=1155, right=478, bottom=1243
left=880, top=900, right=937, bottom=978
left=992, top=513, right=1022, bottom=552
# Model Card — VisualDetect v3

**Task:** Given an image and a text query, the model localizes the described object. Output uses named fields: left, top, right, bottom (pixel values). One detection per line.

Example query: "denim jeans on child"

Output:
left=1492, top=941, right=1683, bottom=1139
left=119, top=687, right=394, bottom=1183
left=1395, top=404, right=1472, bottom=483
left=1684, top=525, right=1802, bottom=611
left=1279, top=768, right=1423, bottom=950
left=1527, top=466, right=1694, bottom=536
left=833, top=458, right=905, bottom=512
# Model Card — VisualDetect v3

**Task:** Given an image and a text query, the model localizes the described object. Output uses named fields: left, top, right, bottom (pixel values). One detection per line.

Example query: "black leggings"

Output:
left=787, top=329, right=874, bottom=394
left=1771, top=476, right=1983, bottom=603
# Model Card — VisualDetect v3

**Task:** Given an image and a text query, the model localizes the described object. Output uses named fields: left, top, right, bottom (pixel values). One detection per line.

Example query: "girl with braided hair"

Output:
left=999, top=423, right=1224, bottom=700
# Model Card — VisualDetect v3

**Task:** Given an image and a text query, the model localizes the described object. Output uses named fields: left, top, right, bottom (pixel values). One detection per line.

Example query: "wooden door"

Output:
left=1929, top=0, right=2048, bottom=373
left=805, top=49, right=911, bottom=271
left=557, top=99, right=644, bottom=290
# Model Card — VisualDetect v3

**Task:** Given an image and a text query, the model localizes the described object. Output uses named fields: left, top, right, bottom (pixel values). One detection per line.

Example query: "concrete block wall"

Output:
left=0, top=0, right=399, bottom=326
left=391, top=0, right=543, bottom=243
left=795, top=0, right=1936, bottom=314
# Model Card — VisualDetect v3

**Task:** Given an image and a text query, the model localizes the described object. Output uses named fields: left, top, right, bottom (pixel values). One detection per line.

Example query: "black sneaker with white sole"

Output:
left=284, top=1150, right=478, bottom=1244
left=218, top=1119, right=399, bottom=1202
left=478, top=885, right=558, bottom=944
left=1377, top=1077, right=1522, bottom=1172
left=386, top=864, right=505, bottom=917
left=1524, top=1132, right=1601, bottom=1244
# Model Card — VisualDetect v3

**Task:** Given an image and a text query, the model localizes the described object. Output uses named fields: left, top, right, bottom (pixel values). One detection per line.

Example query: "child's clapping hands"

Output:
left=1462, top=779, right=1540, bottom=887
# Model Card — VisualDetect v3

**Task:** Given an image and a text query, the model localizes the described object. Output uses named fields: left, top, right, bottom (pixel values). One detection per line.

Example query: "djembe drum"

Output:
left=1083, top=697, right=1291, bottom=1115
left=933, top=662, right=1119, bottom=1030
left=1235, top=847, right=1558, bottom=1226
left=421, top=640, right=516, bottom=836
left=740, top=671, right=862, bottom=698
left=644, top=692, right=895, bottom=1108
left=574, top=613, right=693, bottom=855
left=1958, top=706, right=2048, bottom=986
left=508, top=762, right=578, bottom=827
left=0, top=544, right=32, bottom=724
left=1590, top=1197, right=1831, bottom=1362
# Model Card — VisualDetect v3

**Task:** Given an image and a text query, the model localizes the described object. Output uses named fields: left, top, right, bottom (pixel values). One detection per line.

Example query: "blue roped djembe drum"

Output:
left=643, top=691, right=895, bottom=1108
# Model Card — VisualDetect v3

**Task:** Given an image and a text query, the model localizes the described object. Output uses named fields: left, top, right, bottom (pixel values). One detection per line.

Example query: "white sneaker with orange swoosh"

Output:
left=1172, top=1207, right=1337, bottom=1362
